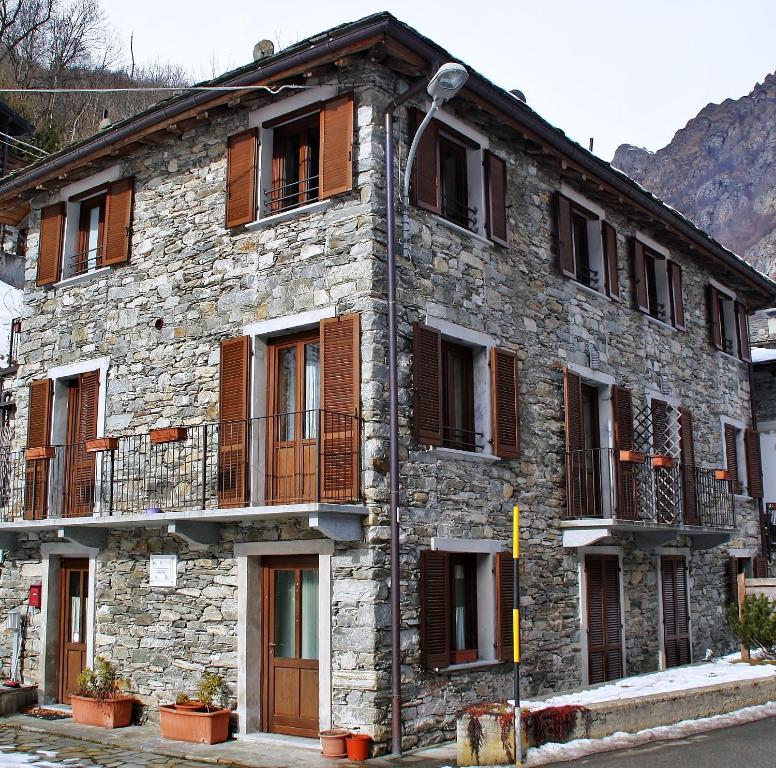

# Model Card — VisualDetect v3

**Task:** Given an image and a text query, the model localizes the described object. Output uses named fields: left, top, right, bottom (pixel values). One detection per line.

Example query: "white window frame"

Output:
left=635, top=232, right=676, bottom=328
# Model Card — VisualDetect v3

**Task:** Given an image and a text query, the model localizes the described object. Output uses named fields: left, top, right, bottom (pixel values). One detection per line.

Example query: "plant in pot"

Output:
left=160, top=671, right=231, bottom=745
left=70, top=657, right=135, bottom=729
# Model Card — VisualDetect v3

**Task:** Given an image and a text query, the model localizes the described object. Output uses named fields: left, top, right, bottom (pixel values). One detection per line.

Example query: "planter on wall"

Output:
left=71, top=695, right=134, bottom=728
left=651, top=455, right=676, bottom=469
left=619, top=450, right=647, bottom=464
left=159, top=704, right=230, bottom=744
left=24, top=446, right=55, bottom=460
left=149, top=427, right=188, bottom=445
left=85, top=437, right=119, bottom=453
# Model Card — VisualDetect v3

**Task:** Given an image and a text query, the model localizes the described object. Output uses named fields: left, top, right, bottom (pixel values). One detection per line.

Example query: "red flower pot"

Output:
left=346, top=733, right=372, bottom=761
left=159, top=704, right=231, bottom=744
left=70, top=695, right=134, bottom=728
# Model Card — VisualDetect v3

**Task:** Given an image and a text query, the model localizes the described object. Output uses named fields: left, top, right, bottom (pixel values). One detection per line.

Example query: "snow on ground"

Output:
left=522, top=654, right=776, bottom=710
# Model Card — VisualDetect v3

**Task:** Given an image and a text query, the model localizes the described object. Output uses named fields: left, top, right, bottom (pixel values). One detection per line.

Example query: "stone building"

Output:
left=0, top=12, right=772, bottom=752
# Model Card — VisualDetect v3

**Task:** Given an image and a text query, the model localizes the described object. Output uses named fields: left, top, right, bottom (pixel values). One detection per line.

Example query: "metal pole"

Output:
left=513, top=504, right=522, bottom=766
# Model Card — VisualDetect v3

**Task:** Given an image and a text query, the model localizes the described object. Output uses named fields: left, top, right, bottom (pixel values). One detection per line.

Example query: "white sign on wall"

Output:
left=149, top=554, right=177, bottom=587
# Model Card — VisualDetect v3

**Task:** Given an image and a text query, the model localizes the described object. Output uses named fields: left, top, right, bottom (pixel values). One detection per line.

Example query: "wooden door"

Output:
left=661, top=556, right=691, bottom=668
left=585, top=554, right=623, bottom=684
left=261, top=556, right=319, bottom=737
left=62, top=373, right=99, bottom=517
left=58, top=558, right=89, bottom=703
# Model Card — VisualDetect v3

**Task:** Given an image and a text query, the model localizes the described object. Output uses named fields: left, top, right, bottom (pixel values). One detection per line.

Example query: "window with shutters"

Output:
left=708, top=285, right=750, bottom=361
left=269, top=114, right=320, bottom=215
left=441, top=340, right=475, bottom=451
left=632, top=237, right=684, bottom=329
left=721, top=420, right=748, bottom=496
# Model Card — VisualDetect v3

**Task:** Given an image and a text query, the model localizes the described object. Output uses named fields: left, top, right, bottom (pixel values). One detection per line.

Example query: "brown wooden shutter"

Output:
left=724, top=423, right=740, bottom=494
left=708, top=286, right=723, bottom=350
left=632, top=239, right=649, bottom=313
left=320, top=313, right=360, bottom=502
left=564, top=368, right=585, bottom=517
left=754, top=555, right=769, bottom=579
left=102, top=177, right=133, bottom=266
left=218, top=336, right=251, bottom=507
left=601, top=221, right=619, bottom=299
left=495, top=551, right=514, bottom=662
left=745, top=428, right=763, bottom=499
left=319, top=93, right=354, bottom=200
left=651, top=399, right=669, bottom=455
left=668, top=262, right=685, bottom=330
left=679, top=406, right=699, bottom=525
left=225, top=128, right=258, bottom=228
left=613, top=385, right=637, bottom=520
left=556, top=193, right=575, bottom=279
left=485, top=151, right=508, bottom=246
left=736, top=303, right=751, bottom=362
left=661, top=556, right=691, bottom=668
left=72, top=371, right=99, bottom=516
left=25, top=379, right=53, bottom=520
left=411, top=108, right=441, bottom=214
left=420, top=549, right=450, bottom=669
left=585, top=554, right=623, bottom=684
left=37, top=202, right=65, bottom=286
left=726, top=557, right=739, bottom=605
left=413, top=322, right=443, bottom=446
left=491, top=348, right=520, bottom=459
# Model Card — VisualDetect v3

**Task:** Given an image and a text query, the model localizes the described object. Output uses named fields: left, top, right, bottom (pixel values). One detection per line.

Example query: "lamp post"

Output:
left=384, top=61, right=468, bottom=756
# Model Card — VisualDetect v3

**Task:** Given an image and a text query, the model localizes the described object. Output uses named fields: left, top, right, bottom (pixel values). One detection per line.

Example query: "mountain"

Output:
left=612, top=73, right=776, bottom=278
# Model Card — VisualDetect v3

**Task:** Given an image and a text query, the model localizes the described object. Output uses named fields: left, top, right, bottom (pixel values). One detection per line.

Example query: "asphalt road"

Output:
left=542, top=716, right=776, bottom=768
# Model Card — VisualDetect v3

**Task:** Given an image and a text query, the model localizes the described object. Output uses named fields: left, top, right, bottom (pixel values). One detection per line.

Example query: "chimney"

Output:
left=253, top=39, right=275, bottom=62
left=98, top=109, right=110, bottom=131
left=510, top=89, right=526, bottom=103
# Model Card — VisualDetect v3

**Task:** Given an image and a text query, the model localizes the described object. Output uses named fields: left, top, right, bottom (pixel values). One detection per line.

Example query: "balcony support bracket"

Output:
left=309, top=512, right=362, bottom=542
left=57, top=527, right=107, bottom=549
left=633, top=531, right=679, bottom=549
left=0, top=532, right=17, bottom=550
left=167, top=522, right=220, bottom=547
left=688, top=531, right=732, bottom=550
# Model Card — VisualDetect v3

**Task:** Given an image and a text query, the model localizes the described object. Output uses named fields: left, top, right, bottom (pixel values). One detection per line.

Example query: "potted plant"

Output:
left=70, top=657, right=134, bottom=729
left=159, top=671, right=231, bottom=744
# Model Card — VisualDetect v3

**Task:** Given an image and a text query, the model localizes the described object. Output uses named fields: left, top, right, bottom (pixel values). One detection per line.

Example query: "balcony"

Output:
left=0, top=409, right=365, bottom=547
left=562, top=448, right=736, bottom=549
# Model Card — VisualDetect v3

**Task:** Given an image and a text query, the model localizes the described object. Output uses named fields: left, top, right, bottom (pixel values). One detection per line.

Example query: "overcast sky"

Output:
left=100, top=0, right=775, bottom=161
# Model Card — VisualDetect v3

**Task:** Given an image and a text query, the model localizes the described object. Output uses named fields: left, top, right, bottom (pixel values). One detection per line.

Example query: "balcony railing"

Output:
left=0, top=410, right=361, bottom=523
left=265, top=175, right=320, bottom=215
left=565, top=448, right=735, bottom=528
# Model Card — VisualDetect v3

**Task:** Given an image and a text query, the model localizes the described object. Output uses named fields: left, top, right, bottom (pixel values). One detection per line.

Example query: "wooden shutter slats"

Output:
left=25, top=379, right=53, bottom=520
left=736, top=303, right=751, bottom=362
left=613, top=385, right=637, bottom=520
left=411, top=108, right=441, bottom=214
left=745, top=428, right=763, bottom=499
left=72, top=371, right=99, bottom=516
left=586, top=555, right=623, bottom=684
left=37, top=202, right=65, bottom=286
left=724, top=423, right=740, bottom=494
left=632, top=239, right=649, bottom=313
left=319, top=93, right=354, bottom=200
left=754, top=555, right=768, bottom=579
left=708, top=286, right=723, bottom=350
left=485, top=151, right=508, bottom=246
left=226, top=128, right=258, bottom=228
left=413, top=322, right=443, bottom=446
left=668, top=262, right=685, bottom=330
left=557, top=192, right=575, bottom=279
left=661, top=557, right=691, bottom=668
left=602, top=221, right=619, bottom=299
left=495, top=551, right=513, bottom=662
left=564, top=368, right=584, bottom=518
left=491, top=348, right=520, bottom=459
left=679, top=406, right=699, bottom=525
left=102, top=177, right=133, bottom=266
left=420, top=549, right=450, bottom=669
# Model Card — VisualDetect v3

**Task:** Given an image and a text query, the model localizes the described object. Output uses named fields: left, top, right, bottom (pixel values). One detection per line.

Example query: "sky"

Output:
left=99, top=0, right=776, bottom=161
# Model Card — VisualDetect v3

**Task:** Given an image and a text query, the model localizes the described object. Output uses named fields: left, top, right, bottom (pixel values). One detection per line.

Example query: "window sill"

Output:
left=50, top=267, right=111, bottom=290
left=426, top=446, right=500, bottom=463
left=437, top=659, right=505, bottom=673
left=716, top=349, right=747, bottom=365
left=430, top=214, right=492, bottom=246
left=245, top=199, right=333, bottom=230
left=642, top=312, right=678, bottom=334
left=572, top=280, right=612, bottom=304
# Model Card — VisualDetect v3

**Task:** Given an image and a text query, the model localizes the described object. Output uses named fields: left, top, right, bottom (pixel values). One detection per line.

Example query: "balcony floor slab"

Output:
left=561, top=518, right=734, bottom=550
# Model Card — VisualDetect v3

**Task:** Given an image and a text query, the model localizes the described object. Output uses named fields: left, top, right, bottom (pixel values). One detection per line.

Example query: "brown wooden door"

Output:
left=585, top=554, right=623, bottom=684
left=58, top=558, right=89, bottom=703
left=661, top=556, right=691, bottom=668
left=261, top=556, right=319, bottom=737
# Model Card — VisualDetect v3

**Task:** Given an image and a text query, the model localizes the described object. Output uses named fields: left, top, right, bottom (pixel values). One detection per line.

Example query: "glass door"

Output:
left=58, top=559, right=89, bottom=703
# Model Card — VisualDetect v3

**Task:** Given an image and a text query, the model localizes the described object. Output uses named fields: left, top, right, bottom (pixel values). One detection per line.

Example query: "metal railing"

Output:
left=564, top=448, right=735, bottom=528
left=64, top=246, right=103, bottom=279
left=0, top=410, right=362, bottom=522
left=265, top=174, right=320, bottom=214
left=440, top=195, right=478, bottom=231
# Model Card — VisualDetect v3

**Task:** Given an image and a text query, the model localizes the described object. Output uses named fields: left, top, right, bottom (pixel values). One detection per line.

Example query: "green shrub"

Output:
left=728, top=594, right=776, bottom=659
left=195, top=672, right=224, bottom=711
left=76, top=657, right=121, bottom=700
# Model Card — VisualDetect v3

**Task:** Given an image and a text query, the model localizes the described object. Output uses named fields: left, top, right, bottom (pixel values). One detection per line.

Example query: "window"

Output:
left=723, top=422, right=764, bottom=498
left=270, top=114, right=320, bottom=214
left=633, top=239, right=684, bottom=329
left=708, top=286, right=750, bottom=361
left=441, top=340, right=475, bottom=450
left=74, top=192, right=106, bottom=277
left=439, top=136, right=469, bottom=229
left=449, top=553, right=477, bottom=663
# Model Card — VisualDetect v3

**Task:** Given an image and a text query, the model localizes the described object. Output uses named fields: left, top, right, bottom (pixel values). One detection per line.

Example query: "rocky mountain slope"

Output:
left=612, top=72, right=776, bottom=277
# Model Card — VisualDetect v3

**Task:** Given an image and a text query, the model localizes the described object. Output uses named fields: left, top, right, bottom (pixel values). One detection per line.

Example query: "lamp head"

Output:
left=426, top=62, right=468, bottom=103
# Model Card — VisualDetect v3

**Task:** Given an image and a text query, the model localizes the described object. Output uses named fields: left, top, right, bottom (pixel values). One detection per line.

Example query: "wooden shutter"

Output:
left=37, top=202, right=65, bottom=286
left=661, top=556, right=691, bottom=668
left=25, top=379, right=53, bottom=520
left=726, top=557, right=739, bottom=605
left=495, top=551, right=514, bottom=662
left=319, top=93, right=354, bottom=199
left=585, top=555, right=623, bottom=684
left=708, top=286, right=723, bottom=350
left=564, top=368, right=584, bottom=517
left=613, top=385, right=637, bottom=520
left=491, top=348, right=520, bottom=459
left=745, top=428, right=764, bottom=499
left=102, top=177, right=133, bottom=266
left=413, top=322, right=443, bottom=445
left=420, top=549, right=450, bottom=669
left=632, top=239, right=649, bottom=313
left=668, top=262, right=685, bottom=330
left=218, top=336, right=251, bottom=507
left=754, top=555, right=769, bottom=579
left=485, top=151, right=508, bottom=246
left=556, top=193, right=575, bottom=278
left=411, top=108, right=441, bottom=214
left=679, top=406, right=699, bottom=525
left=320, top=314, right=360, bottom=502
left=601, top=221, right=619, bottom=300
left=651, top=399, right=669, bottom=455
left=724, top=423, right=740, bottom=494
left=225, top=128, right=258, bottom=228
left=71, top=371, right=99, bottom=516
left=736, top=303, right=751, bottom=362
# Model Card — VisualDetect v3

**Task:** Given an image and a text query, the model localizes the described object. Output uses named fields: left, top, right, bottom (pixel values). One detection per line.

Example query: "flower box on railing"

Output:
left=85, top=437, right=119, bottom=453
left=715, top=469, right=733, bottom=482
left=619, top=450, right=647, bottom=464
left=651, top=455, right=676, bottom=469
left=149, top=427, right=188, bottom=445
left=25, top=446, right=55, bottom=460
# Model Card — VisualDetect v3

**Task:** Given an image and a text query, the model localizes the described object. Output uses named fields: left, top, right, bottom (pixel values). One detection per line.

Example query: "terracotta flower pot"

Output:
left=320, top=728, right=349, bottom=759
left=346, top=733, right=372, bottom=761
left=159, top=704, right=230, bottom=744
left=70, top=695, right=134, bottom=728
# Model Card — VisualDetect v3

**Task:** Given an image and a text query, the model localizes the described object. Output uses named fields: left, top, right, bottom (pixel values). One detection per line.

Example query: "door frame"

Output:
left=39, top=542, right=98, bottom=705
left=57, top=557, right=89, bottom=703
left=657, top=549, right=693, bottom=669
left=235, top=539, right=333, bottom=736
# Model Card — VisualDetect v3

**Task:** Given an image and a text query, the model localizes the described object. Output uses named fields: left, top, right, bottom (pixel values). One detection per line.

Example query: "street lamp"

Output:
left=384, top=61, right=468, bottom=757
